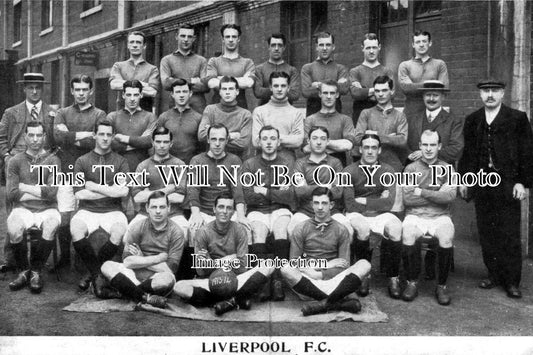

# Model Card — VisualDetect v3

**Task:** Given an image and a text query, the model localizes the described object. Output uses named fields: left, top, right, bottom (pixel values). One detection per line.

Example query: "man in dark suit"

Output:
left=0, top=73, right=56, bottom=272
left=459, top=79, right=533, bottom=299
left=406, top=80, right=464, bottom=165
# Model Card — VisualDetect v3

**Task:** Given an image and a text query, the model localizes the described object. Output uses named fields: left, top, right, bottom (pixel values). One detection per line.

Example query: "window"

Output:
left=51, top=60, right=60, bottom=104
left=13, top=2, right=22, bottom=43
left=193, top=22, right=209, bottom=57
left=41, top=0, right=53, bottom=30
left=82, top=0, right=101, bottom=12
left=282, top=1, right=327, bottom=71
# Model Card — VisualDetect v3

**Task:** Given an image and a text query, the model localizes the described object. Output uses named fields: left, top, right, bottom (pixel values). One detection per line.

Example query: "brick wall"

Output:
left=31, top=0, right=63, bottom=54
left=68, top=1, right=118, bottom=44
left=440, top=1, right=489, bottom=118
left=130, top=1, right=202, bottom=25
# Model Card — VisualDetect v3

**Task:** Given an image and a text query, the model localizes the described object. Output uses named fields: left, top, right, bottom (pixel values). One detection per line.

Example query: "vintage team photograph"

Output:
left=0, top=0, right=533, bottom=353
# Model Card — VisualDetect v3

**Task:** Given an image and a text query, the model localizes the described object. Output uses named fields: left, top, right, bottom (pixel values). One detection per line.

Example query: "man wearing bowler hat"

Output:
left=459, top=78, right=533, bottom=298
left=406, top=80, right=464, bottom=165
left=0, top=72, right=56, bottom=272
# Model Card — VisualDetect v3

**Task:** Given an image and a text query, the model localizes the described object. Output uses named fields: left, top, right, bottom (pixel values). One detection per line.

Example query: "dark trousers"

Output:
left=474, top=183, right=522, bottom=287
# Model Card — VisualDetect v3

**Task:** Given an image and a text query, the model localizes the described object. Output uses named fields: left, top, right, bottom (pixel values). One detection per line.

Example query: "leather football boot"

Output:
left=29, top=270, right=44, bottom=294
left=357, top=276, right=370, bottom=297
left=271, top=279, right=285, bottom=301
left=142, top=293, right=167, bottom=309
left=213, top=297, right=237, bottom=316
left=329, top=298, right=362, bottom=314
left=506, top=285, right=522, bottom=299
left=402, top=281, right=418, bottom=302
left=78, top=273, right=93, bottom=291
left=9, top=270, right=30, bottom=291
left=388, top=276, right=401, bottom=299
left=236, top=297, right=252, bottom=310
left=301, top=299, right=328, bottom=316
left=478, top=278, right=498, bottom=289
left=257, top=281, right=271, bottom=302
left=0, top=263, right=16, bottom=273
left=435, top=285, right=451, bottom=305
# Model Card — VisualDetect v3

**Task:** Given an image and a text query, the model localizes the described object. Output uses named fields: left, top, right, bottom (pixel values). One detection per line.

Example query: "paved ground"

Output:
left=1, top=193, right=533, bottom=336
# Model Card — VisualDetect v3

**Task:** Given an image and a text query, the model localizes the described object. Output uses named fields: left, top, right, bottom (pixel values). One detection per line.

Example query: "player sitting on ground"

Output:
left=173, top=192, right=274, bottom=316
left=281, top=187, right=371, bottom=316
left=100, top=191, right=184, bottom=308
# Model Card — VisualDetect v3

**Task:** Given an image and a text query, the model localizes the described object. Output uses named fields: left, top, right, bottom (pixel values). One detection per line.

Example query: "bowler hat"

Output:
left=477, top=78, right=505, bottom=89
left=417, top=80, right=450, bottom=92
left=16, top=73, right=50, bottom=84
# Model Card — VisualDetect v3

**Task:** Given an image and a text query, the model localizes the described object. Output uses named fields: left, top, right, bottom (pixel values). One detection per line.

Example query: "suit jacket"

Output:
left=458, top=104, right=533, bottom=188
left=407, top=108, right=464, bottom=164
left=0, top=101, right=56, bottom=157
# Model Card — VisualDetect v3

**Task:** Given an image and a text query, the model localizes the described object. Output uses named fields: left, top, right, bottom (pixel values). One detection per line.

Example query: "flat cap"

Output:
left=417, top=80, right=450, bottom=92
left=477, top=78, right=505, bottom=89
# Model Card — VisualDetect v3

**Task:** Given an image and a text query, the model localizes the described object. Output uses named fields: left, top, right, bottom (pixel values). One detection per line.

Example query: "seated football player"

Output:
left=187, top=123, right=250, bottom=244
left=100, top=191, right=184, bottom=308
left=70, top=120, right=130, bottom=292
left=281, top=187, right=371, bottom=316
left=240, top=125, right=294, bottom=301
left=402, top=130, right=455, bottom=305
left=173, top=192, right=274, bottom=316
left=6, top=122, right=61, bottom=293
left=287, top=125, right=352, bottom=240
left=343, top=133, right=402, bottom=298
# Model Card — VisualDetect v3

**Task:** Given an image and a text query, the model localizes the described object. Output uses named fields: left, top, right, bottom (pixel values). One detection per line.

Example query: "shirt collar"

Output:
left=413, top=56, right=432, bottom=63
left=173, top=49, right=194, bottom=57
left=74, top=103, right=93, bottom=112
left=426, top=107, right=442, bottom=121
left=127, top=57, right=147, bottom=65
left=151, top=154, right=173, bottom=164
left=26, top=100, right=42, bottom=113
left=316, top=57, right=333, bottom=65
left=306, top=154, right=329, bottom=165
left=376, top=104, right=394, bottom=114
left=123, top=107, right=143, bottom=115
left=173, top=104, right=191, bottom=113
left=150, top=219, right=169, bottom=233
left=268, top=59, right=285, bottom=65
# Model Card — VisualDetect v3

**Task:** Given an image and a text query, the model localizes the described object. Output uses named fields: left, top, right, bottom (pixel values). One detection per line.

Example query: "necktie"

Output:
left=428, top=113, right=433, bottom=122
left=31, top=105, right=39, bottom=121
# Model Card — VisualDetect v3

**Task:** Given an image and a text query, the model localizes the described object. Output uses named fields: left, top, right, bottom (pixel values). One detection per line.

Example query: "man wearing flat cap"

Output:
left=406, top=80, right=464, bottom=166
left=459, top=78, right=533, bottom=299
left=0, top=72, right=56, bottom=272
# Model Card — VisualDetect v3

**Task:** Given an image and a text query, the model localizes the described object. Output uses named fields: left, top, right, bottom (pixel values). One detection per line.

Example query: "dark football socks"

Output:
left=11, top=241, right=29, bottom=270
left=189, top=287, right=213, bottom=307
left=236, top=272, right=268, bottom=299
left=402, top=244, right=420, bottom=281
left=32, top=239, right=55, bottom=272
left=292, top=276, right=328, bottom=300
left=73, top=238, right=100, bottom=276
left=387, top=240, right=402, bottom=278
left=139, top=279, right=155, bottom=294
left=273, top=239, right=290, bottom=260
left=327, top=273, right=362, bottom=304
left=353, top=239, right=372, bottom=262
left=98, top=240, right=119, bottom=264
left=109, top=273, right=144, bottom=302
left=437, top=246, right=453, bottom=285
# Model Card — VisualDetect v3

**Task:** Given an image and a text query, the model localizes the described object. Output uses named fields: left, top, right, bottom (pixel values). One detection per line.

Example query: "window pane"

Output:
left=380, top=0, right=408, bottom=24
left=414, top=0, right=442, bottom=17
left=14, top=3, right=21, bottom=41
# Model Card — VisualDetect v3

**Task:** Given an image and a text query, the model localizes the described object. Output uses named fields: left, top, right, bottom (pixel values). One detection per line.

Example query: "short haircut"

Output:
left=170, top=78, right=192, bottom=91
left=214, top=191, right=235, bottom=208
left=311, top=186, right=334, bottom=201
left=362, top=33, right=380, bottom=46
left=70, top=74, right=93, bottom=89
left=207, top=123, right=229, bottom=139
left=421, top=129, right=441, bottom=144
left=315, top=31, right=334, bottom=44
left=152, top=126, right=173, bottom=141
left=220, top=24, right=241, bottom=37
left=25, top=121, right=44, bottom=133
left=320, top=80, right=339, bottom=92
left=360, top=133, right=381, bottom=147
left=123, top=80, right=143, bottom=92
left=128, top=31, right=146, bottom=44
left=219, top=76, right=239, bottom=90
left=147, top=190, right=169, bottom=206
left=94, top=119, right=115, bottom=134
left=258, top=125, right=280, bottom=139
left=269, top=71, right=290, bottom=85
left=413, top=30, right=431, bottom=42
left=373, top=75, right=394, bottom=90
left=308, top=125, right=329, bottom=139
left=177, top=23, right=195, bottom=35
left=267, top=33, right=286, bottom=45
